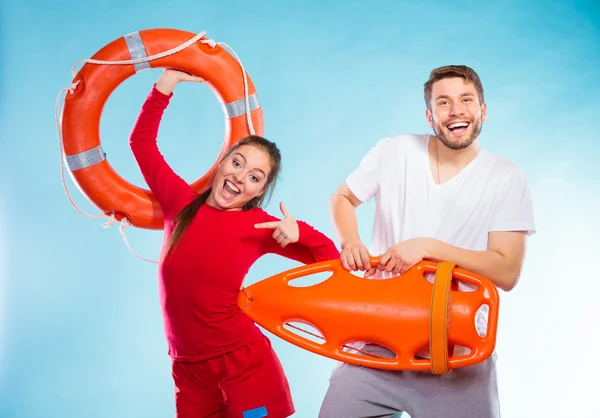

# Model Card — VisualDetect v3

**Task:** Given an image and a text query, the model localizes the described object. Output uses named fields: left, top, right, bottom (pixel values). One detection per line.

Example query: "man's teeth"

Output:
left=448, top=122, right=469, bottom=129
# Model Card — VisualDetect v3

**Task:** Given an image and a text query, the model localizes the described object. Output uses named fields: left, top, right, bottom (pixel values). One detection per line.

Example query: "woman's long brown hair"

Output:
left=161, top=135, right=281, bottom=260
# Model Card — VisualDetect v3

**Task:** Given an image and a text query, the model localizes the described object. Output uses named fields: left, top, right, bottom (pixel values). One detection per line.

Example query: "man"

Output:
left=319, top=65, right=535, bottom=418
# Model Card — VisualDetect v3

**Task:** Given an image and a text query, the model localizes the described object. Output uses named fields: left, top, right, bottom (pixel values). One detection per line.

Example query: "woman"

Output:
left=129, top=69, right=339, bottom=418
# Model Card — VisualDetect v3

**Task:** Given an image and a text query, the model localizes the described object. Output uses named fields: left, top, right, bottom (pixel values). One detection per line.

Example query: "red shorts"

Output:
left=171, top=336, right=295, bottom=418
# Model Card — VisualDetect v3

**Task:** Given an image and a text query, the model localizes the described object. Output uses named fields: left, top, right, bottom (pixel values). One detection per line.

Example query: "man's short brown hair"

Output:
left=424, top=65, right=484, bottom=111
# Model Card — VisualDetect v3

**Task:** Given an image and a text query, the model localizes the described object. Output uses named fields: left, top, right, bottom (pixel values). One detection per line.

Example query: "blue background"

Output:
left=1, top=1, right=599, bottom=417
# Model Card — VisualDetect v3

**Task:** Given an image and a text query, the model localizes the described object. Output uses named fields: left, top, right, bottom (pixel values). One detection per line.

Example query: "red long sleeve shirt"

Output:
left=130, top=86, right=340, bottom=362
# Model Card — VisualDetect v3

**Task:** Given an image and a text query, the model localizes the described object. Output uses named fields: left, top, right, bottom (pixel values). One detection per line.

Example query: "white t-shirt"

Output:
left=345, top=134, right=536, bottom=356
left=347, top=134, right=535, bottom=265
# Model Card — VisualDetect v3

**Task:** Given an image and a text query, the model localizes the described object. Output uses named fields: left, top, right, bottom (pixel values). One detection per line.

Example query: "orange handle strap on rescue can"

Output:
left=430, top=261, right=456, bottom=374
left=238, top=258, right=499, bottom=373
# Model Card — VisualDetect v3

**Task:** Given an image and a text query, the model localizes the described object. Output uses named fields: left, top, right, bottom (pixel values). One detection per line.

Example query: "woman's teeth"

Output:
left=224, top=180, right=240, bottom=195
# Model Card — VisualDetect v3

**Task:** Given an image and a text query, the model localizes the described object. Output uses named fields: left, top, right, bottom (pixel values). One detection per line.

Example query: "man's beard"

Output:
left=433, top=117, right=483, bottom=150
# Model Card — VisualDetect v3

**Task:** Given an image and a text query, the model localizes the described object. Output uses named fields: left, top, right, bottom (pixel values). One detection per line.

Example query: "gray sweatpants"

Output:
left=318, top=345, right=500, bottom=418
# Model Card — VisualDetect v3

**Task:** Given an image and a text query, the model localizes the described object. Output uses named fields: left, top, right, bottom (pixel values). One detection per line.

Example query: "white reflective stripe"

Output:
left=124, top=31, right=151, bottom=72
left=222, top=94, right=260, bottom=119
left=65, top=145, right=105, bottom=171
